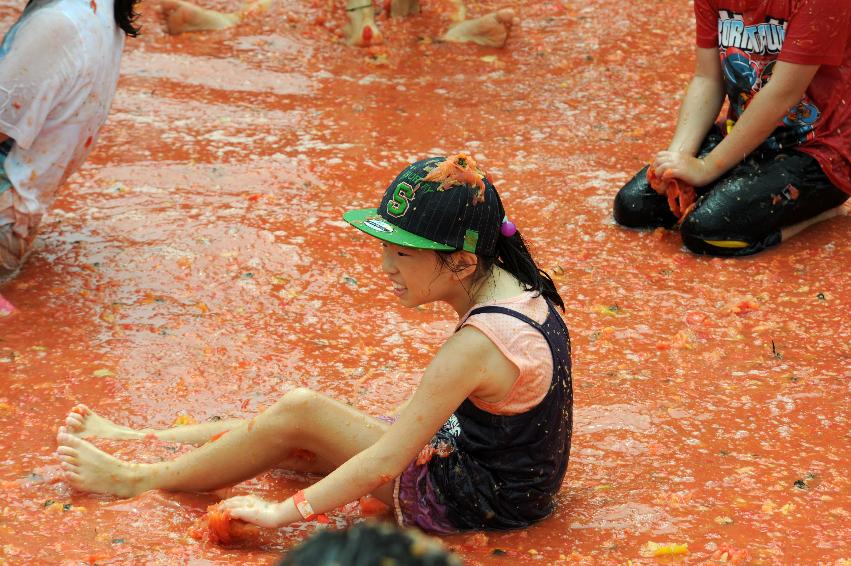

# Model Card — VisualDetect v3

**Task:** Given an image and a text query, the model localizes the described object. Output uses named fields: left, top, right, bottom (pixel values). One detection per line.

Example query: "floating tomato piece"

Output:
left=358, top=495, right=389, bottom=516
left=206, top=507, right=233, bottom=544
left=190, top=505, right=261, bottom=546
left=209, top=430, right=229, bottom=443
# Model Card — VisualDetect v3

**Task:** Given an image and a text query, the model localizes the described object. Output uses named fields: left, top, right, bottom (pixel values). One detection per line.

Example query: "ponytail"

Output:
left=437, top=229, right=565, bottom=311
left=492, top=229, right=565, bottom=311
left=114, top=0, right=141, bottom=37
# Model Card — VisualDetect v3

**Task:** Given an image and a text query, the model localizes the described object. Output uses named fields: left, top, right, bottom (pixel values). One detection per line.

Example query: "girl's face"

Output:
left=380, top=243, right=463, bottom=308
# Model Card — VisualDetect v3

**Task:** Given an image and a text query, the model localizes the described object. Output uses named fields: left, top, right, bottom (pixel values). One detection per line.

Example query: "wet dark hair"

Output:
left=277, top=522, right=461, bottom=566
left=114, top=0, right=142, bottom=37
left=438, top=228, right=565, bottom=312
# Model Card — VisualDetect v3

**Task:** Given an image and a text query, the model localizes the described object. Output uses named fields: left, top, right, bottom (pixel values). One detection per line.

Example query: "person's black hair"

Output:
left=114, top=0, right=141, bottom=37
left=492, top=229, right=564, bottom=311
left=277, top=522, right=461, bottom=566
left=438, top=229, right=565, bottom=312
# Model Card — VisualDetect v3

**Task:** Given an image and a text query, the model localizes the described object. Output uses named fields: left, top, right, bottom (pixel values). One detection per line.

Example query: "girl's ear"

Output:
left=450, top=251, right=479, bottom=281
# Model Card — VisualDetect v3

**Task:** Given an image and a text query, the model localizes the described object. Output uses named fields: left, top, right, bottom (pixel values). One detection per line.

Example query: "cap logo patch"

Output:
left=386, top=181, right=415, bottom=217
left=463, top=229, right=479, bottom=253
left=364, top=218, right=395, bottom=233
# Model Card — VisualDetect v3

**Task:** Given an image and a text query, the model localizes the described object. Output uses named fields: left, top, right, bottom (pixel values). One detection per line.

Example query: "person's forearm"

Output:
left=304, top=448, right=398, bottom=511
left=269, top=446, right=402, bottom=525
left=667, top=75, right=725, bottom=155
left=702, top=79, right=807, bottom=177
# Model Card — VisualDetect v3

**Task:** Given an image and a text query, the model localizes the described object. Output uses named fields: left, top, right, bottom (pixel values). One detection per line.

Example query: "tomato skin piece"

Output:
left=206, top=507, right=234, bottom=544
left=359, top=495, right=389, bottom=516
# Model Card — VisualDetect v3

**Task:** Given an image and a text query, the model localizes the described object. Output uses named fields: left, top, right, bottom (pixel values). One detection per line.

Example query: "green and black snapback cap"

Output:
left=344, top=155, right=505, bottom=257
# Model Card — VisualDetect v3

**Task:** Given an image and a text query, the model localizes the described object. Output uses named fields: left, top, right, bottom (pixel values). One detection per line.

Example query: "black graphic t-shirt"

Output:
left=694, top=0, right=851, bottom=195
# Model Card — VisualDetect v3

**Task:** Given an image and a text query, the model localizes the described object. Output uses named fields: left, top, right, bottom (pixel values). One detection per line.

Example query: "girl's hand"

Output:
left=218, top=495, right=289, bottom=528
left=653, top=150, right=718, bottom=187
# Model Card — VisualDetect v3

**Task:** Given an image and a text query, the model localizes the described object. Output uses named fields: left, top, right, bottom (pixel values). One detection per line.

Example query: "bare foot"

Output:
left=389, top=0, right=419, bottom=17
left=780, top=204, right=848, bottom=241
left=344, top=0, right=383, bottom=46
left=56, top=427, right=149, bottom=498
left=440, top=8, right=515, bottom=48
left=63, top=404, right=144, bottom=440
left=161, top=0, right=240, bottom=35
left=240, top=0, right=272, bottom=17
left=447, top=0, right=465, bottom=22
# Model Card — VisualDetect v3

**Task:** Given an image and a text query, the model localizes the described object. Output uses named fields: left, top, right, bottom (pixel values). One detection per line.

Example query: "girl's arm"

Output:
left=222, top=326, right=508, bottom=527
left=665, top=47, right=726, bottom=156
left=654, top=60, right=820, bottom=186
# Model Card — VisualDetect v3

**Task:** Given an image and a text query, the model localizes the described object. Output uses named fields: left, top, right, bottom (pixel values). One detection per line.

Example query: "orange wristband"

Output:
left=292, top=490, right=317, bottom=521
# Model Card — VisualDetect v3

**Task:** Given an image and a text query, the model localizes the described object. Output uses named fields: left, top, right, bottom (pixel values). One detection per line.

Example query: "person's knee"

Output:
left=276, top=387, right=321, bottom=412
left=680, top=209, right=778, bottom=257
left=264, top=387, right=322, bottom=428
left=680, top=209, right=728, bottom=254
left=612, top=166, right=676, bottom=228
left=612, top=184, right=642, bottom=227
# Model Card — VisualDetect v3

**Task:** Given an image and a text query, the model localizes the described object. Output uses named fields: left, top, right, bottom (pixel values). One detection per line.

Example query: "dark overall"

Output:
left=396, top=299, right=573, bottom=532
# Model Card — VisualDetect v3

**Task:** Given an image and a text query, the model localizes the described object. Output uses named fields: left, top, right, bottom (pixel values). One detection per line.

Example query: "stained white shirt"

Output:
left=0, top=0, right=124, bottom=218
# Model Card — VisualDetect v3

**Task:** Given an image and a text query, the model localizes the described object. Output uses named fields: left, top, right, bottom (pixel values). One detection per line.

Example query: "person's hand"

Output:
left=653, top=150, right=719, bottom=187
left=218, top=495, right=290, bottom=528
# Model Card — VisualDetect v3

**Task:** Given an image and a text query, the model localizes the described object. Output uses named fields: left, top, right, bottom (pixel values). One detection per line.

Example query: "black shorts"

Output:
left=613, top=130, right=849, bottom=256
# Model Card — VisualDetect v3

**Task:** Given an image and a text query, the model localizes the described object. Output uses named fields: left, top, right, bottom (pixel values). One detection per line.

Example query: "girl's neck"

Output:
left=450, top=266, right=525, bottom=318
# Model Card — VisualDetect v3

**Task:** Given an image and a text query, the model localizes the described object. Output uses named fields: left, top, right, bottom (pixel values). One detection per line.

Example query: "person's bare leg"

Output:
left=389, top=0, right=419, bottom=17
left=161, top=0, right=240, bottom=34
left=61, top=404, right=335, bottom=474
left=780, top=204, right=847, bottom=241
left=440, top=8, right=515, bottom=48
left=447, top=0, right=465, bottom=22
left=62, top=404, right=242, bottom=445
left=56, top=388, right=393, bottom=502
left=343, top=0, right=383, bottom=46
left=160, top=0, right=270, bottom=35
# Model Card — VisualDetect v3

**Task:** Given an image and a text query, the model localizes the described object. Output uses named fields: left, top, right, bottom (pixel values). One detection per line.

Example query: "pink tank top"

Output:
left=458, top=291, right=553, bottom=415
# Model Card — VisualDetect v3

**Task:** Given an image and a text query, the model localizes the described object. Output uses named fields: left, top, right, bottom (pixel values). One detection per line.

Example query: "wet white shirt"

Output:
left=0, top=0, right=124, bottom=221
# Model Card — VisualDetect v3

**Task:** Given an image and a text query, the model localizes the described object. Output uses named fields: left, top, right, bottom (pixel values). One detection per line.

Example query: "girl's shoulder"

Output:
left=458, top=291, right=556, bottom=415
left=458, top=290, right=554, bottom=369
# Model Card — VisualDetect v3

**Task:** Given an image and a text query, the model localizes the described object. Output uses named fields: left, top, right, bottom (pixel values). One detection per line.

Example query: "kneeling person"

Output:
left=0, top=0, right=137, bottom=278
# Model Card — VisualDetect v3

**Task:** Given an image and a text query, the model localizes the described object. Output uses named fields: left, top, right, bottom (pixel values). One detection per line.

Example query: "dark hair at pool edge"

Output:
left=277, top=522, right=461, bottom=566
left=438, top=228, right=565, bottom=312
left=114, top=0, right=141, bottom=36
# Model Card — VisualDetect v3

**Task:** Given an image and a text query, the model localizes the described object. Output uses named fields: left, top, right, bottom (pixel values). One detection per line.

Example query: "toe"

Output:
left=66, top=414, right=84, bottom=429
left=59, top=454, right=78, bottom=465
left=57, top=446, right=77, bottom=457
left=71, top=404, right=90, bottom=416
left=57, top=429, right=79, bottom=446
left=65, top=472, right=83, bottom=486
left=496, top=8, right=514, bottom=25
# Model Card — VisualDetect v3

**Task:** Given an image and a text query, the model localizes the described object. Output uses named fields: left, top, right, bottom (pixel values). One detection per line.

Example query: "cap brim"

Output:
left=343, top=208, right=455, bottom=250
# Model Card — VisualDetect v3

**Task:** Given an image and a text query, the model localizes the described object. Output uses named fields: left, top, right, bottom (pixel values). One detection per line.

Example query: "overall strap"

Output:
left=463, top=301, right=571, bottom=380
left=464, top=305, right=543, bottom=332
